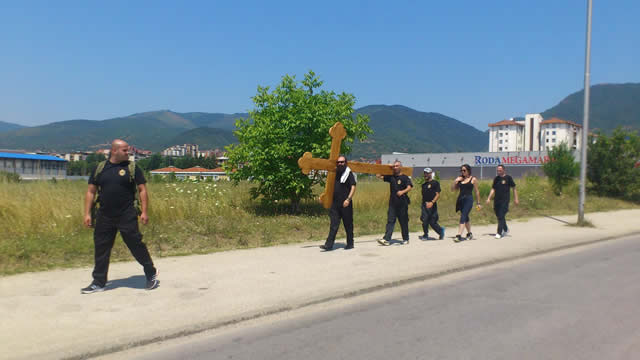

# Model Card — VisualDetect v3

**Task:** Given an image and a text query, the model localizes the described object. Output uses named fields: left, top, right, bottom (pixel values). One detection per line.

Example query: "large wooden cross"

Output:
left=298, top=122, right=413, bottom=209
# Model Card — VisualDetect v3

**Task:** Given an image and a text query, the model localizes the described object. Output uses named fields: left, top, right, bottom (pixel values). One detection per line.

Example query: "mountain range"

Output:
left=0, top=106, right=487, bottom=158
left=1, top=83, right=638, bottom=157
left=541, top=83, right=640, bottom=133
left=0, top=121, right=25, bottom=133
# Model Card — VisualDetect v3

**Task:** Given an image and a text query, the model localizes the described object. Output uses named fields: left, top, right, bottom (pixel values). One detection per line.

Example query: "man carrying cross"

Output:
left=320, top=155, right=356, bottom=251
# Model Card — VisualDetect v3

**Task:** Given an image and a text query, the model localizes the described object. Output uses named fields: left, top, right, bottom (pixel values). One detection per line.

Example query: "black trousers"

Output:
left=325, top=203, right=354, bottom=248
left=384, top=202, right=409, bottom=241
left=494, top=200, right=510, bottom=235
left=92, top=206, right=156, bottom=286
left=420, top=203, right=443, bottom=237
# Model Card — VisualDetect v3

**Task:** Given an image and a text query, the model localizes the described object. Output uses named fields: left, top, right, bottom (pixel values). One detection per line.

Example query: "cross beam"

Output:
left=297, top=122, right=413, bottom=209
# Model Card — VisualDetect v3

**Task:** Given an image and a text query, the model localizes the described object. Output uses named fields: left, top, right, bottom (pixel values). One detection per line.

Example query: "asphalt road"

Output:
left=98, top=234, right=640, bottom=360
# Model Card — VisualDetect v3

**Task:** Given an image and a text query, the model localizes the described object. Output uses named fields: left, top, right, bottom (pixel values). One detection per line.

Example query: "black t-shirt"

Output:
left=492, top=175, right=516, bottom=203
left=333, top=171, right=356, bottom=205
left=383, top=174, right=413, bottom=206
left=89, top=161, right=146, bottom=217
left=421, top=179, right=441, bottom=207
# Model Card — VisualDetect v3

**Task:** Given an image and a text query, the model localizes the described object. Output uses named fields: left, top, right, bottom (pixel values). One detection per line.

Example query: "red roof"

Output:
left=540, top=117, right=582, bottom=128
left=151, top=166, right=181, bottom=172
left=488, top=120, right=524, bottom=127
left=182, top=167, right=210, bottom=172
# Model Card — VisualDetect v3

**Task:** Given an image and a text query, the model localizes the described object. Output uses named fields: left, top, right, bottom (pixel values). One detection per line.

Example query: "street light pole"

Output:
left=578, top=0, right=593, bottom=223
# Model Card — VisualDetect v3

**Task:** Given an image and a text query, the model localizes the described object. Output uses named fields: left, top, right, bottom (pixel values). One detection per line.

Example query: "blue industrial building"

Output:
left=0, top=152, right=67, bottom=180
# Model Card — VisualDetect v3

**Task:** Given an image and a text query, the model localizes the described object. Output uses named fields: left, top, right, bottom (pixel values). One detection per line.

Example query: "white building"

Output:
left=488, top=114, right=582, bottom=152
left=150, top=166, right=228, bottom=181
left=488, top=119, right=525, bottom=152
left=540, top=117, right=582, bottom=151
left=161, top=144, right=199, bottom=157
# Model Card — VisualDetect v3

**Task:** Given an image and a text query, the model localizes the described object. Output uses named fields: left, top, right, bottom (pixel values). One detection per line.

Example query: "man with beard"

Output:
left=320, top=155, right=357, bottom=251
left=486, top=164, right=519, bottom=239
left=377, top=160, right=413, bottom=245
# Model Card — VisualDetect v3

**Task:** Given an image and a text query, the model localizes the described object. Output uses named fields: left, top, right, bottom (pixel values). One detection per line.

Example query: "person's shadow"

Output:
left=107, top=275, right=156, bottom=290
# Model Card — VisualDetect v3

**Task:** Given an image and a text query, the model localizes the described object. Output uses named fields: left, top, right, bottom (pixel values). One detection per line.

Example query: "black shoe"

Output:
left=319, top=245, right=333, bottom=251
left=146, top=271, right=159, bottom=291
left=81, top=283, right=105, bottom=294
left=344, top=244, right=354, bottom=250
left=454, top=235, right=463, bottom=243
left=466, top=232, right=473, bottom=240
left=418, top=235, right=428, bottom=240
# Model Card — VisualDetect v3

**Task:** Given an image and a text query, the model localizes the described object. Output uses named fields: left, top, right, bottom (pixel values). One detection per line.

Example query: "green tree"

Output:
left=225, top=70, right=372, bottom=211
left=542, top=142, right=580, bottom=195
left=138, top=153, right=163, bottom=171
left=587, top=128, right=640, bottom=200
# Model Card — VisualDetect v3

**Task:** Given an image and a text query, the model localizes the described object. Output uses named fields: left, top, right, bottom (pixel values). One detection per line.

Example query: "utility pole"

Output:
left=578, top=0, right=593, bottom=223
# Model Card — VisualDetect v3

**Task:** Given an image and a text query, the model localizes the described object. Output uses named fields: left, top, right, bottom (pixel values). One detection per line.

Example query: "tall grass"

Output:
left=0, top=176, right=636, bottom=275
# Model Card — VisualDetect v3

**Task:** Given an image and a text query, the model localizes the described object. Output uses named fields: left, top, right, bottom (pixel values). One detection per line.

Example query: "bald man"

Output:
left=82, top=139, right=158, bottom=293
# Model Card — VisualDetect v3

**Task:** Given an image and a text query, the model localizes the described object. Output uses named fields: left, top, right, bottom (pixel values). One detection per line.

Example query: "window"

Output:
left=552, top=138, right=556, bottom=143
left=552, top=131, right=556, bottom=135
left=499, top=133, right=503, bottom=137
left=546, top=131, right=549, bottom=135
left=546, top=139, right=549, bottom=143
left=499, top=147, right=502, bottom=151
left=499, top=140, right=503, bottom=144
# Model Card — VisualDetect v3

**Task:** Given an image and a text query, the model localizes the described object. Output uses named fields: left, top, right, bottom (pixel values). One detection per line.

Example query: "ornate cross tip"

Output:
left=328, top=122, right=347, bottom=143
left=298, top=152, right=314, bottom=175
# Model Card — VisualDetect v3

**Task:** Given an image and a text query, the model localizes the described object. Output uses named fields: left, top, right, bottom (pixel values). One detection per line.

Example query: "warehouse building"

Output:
left=0, top=152, right=67, bottom=180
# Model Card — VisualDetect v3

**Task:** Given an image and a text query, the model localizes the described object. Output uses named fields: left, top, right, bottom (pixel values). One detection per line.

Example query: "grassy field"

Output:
left=0, top=176, right=637, bottom=275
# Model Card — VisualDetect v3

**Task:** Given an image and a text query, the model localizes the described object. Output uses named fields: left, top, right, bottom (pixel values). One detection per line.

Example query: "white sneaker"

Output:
left=495, top=234, right=502, bottom=239
left=503, top=230, right=509, bottom=237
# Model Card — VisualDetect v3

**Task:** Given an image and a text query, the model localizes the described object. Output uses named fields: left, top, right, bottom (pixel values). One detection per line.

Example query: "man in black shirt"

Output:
left=320, top=156, right=357, bottom=251
left=377, top=160, right=413, bottom=245
left=419, top=168, right=445, bottom=240
left=486, top=165, right=519, bottom=239
left=81, top=139, right=158, bottom=293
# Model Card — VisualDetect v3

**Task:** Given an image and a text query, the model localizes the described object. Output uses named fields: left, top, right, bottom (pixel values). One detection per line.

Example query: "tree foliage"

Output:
left=224, top=71, right=372, bottom=209
left=136, top=154, right=219, bottom=172
left=542, top=142, right=579, bottom=195
left=587, top=128, right=640, bottom=201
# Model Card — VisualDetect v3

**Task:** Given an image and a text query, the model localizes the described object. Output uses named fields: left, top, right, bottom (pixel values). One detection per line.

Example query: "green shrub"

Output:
left=588, top=128, right=640, bottom=201
left=542, top=142, right=579, bottom=195
left=0, top=171, right=20, bottom=183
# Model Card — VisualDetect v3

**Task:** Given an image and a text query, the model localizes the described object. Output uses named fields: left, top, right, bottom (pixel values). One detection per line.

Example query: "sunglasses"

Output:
left=460, top=169, right=468, bottom=172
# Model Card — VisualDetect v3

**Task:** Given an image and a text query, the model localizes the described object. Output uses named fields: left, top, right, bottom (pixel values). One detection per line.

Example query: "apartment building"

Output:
left=489, top=114, right=582, bottom=152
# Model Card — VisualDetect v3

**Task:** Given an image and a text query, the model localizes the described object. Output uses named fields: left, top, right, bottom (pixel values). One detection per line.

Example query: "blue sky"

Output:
left=1, top=0, right=638, bottom=130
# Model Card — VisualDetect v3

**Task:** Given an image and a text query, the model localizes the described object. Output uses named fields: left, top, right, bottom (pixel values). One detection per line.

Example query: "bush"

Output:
left=588, top=128, right=640, bottom=201
left=542, top=142, right=579, bottom=195
left=0, top=171, right=20, bottom=183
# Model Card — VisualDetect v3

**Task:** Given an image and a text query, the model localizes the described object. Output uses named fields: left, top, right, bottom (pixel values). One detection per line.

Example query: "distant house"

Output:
left=150, top=166, right=228, bottom=181
left=0, top=152, right=67, bottom=180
